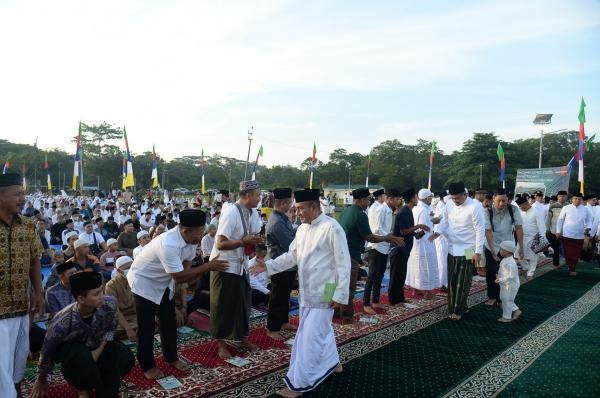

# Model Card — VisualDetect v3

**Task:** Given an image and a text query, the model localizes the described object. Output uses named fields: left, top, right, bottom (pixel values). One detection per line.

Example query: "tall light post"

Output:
left=58, top=162, right=61, bottom=189
left=533, top=114, right=552, bottom=168
left=479, top=164, right=483, bottom=187
left=243, top=126, right=253, bottom=181
left=347, top=162, right=352, bottom=190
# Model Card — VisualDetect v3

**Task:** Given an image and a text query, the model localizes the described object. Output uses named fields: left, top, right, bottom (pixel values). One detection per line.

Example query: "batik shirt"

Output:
left=45, top=282, right=75, bottom=315
left=37, top=296, right=118, bottom=377
left=0, top=214, right=43, bottom=319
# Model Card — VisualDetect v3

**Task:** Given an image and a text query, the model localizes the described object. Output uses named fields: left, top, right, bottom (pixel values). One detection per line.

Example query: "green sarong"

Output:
left=447, top=255, right=474, bottom=316
left=210, top=270, right=251, bottom=341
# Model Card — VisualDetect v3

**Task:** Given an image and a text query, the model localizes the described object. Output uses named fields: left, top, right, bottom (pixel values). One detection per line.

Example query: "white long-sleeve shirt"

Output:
left=366, top=201, right=392, bottom=254
left=497, top=256, right=520, bottom=287
left=248, top=257, right=270, bottom=295
left=520, top=207, right=546, bottom=239
left=266, top=213, right=351, bottom=308
left=556, top=204, right=595, bottom=239
left=438, top=196, right=485, bottom=256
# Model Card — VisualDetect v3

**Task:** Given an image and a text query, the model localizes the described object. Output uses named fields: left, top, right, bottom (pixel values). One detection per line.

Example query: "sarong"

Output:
left=210, top=271, right=251, bottom=340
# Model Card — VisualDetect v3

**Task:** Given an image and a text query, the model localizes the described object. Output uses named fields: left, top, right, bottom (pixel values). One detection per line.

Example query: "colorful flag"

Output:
left=123, top=127, right=135, bottom=188
left=2, top=158, right=10, bottom=174
left=251, top=145, right=263, bottom=181
left=312, top=141, right=317, bottom=164
left=121, top=155, right=127, bottom=191
left=428, top=141, right=437, bottom=190
left=578, top=97, right=586, bottom=192
left=21, top=165, right=27, bottom=191
left=200, top=148, right=205, bottom=194
left=44, top=154, right=52, bottom=190
left=72, top=122, right=82, bottom=190
left=151, top=145, right=159, bottom=189
left=497, top=143, right=505, bottom=183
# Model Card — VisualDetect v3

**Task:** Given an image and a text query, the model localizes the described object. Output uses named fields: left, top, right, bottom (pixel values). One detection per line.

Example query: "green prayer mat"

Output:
left=300, top=262, right=600, bottom=398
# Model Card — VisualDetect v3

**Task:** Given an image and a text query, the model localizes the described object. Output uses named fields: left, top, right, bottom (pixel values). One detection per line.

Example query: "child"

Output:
left=495, top=240, right=522, bottom=322
left=248, top=245, right=270, bottom=306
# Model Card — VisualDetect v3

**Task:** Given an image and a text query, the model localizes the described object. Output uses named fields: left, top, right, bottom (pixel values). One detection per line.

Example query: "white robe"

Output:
left=406, top=201, right=439, bottom=290
left=518, top=207, right=546, bottom=276
left=434, top=199, right=448, bottom=287
left=498, top=257, right=520, bottom=319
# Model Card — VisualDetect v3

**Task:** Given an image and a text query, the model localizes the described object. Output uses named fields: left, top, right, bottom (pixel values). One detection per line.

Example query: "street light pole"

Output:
left=479, top=164, right=483, bottom=187
left=244, top=127, right=253, bottom=181
left=347, top=163, right=351, bottom=190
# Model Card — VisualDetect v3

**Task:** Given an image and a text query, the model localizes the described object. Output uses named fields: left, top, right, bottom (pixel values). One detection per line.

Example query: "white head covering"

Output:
left=115, top=256, right=133, bottom=269
left=418, top=189, right=434, bottom=200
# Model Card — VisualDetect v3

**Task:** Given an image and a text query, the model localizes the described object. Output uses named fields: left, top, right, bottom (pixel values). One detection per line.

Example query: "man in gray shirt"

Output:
left=484, top=188, right=524, bottom=306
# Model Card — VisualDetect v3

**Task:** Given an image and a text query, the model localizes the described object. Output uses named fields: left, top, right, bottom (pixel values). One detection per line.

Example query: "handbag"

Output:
left=529, top=233, right=550, bottom=254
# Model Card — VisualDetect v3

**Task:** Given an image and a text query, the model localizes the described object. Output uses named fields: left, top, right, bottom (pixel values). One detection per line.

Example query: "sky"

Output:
left=1, top=0, right=599, bottom=168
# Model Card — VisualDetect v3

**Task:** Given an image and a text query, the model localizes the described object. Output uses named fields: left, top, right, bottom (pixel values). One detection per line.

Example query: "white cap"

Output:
left=137, top=230, right=150, bottom=239
left=74, top=238, right=89, bottom=250
left=418, top=189, right=434, bottom=200
left=115, top=256, right=133, bottom=269
left=106, top=238, right=118, bottom=246
left=65, top=231, right=79, bottom=240
left=499, top=240, right=516, bottom=253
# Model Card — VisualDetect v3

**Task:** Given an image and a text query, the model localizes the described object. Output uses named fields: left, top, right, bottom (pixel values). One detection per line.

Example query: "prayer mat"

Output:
left=21, top=259, right=555, bottom=397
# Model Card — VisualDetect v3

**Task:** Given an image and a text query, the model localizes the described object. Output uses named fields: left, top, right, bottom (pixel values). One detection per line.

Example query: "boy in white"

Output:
left=495, top=240, right=522, bottom=323
left=250, top=189, right=350, bottom=397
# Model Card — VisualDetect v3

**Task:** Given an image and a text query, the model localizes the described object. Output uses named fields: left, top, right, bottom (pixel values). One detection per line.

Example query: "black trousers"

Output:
left=251, top=288, right=270, bottom=306
left=388, top=249, right=409, bottom=305
left=546, top=231, right=561, bottom=266
left=485, top=247, right=501, bottom=302
left=364, top=250, right=388, bottom=306
left=134, top=289, right=178, bottom=371
left=267, top=271, right=296, bottom=331
left=58, top=341, right=134, bottom=398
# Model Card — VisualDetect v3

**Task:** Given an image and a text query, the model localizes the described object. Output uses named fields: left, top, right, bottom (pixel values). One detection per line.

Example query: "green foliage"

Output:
left=0, top=126, right=595, bottom=193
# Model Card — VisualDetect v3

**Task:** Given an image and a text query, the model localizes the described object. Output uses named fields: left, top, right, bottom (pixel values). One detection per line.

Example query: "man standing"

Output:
left=546, top=190, right=568, bottom=266
left=438, top=182, right=485, bottom=320
left=556, top=192, right=595, bottom=276
left=339, top=187, right=404, bottom=322
left=483, top=188, right=524, bottom=307
left=210, top=180, right=264, bottom=359
left=127, top=208, right=228, bottom=379
left=0, top=173, right=45, bottom=398
left=250, top=188, right=351, bottom=397
left=389, top=189, right=428, bottom=305
left=516, top=197, right=546, bottom=277
left=265, top=188, right=297, bottom=340
left=363, top=188, right=393, bottom=314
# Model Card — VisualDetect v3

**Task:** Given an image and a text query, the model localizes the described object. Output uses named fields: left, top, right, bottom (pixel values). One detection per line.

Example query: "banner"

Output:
left=514, top=167, right=570, bottom=196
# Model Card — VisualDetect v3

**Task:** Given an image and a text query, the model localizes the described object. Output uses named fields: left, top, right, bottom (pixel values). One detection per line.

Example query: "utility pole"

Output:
left=244, top=127, right=253, bottom=181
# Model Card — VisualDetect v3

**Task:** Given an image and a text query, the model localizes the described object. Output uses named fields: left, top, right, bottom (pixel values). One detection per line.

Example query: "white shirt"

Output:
left=556, top=204, right=595, bottom=239
left=531, top=201, right=549, bottom=224
left=132, top=244, right=145, bottom=259
left=520, top=207, right=546, bottom=239
left=127, top=226, right=196, bottom=304
left=266, top=213, right=351, bottom=308
left=248, top=257, right=270, bottom=294
left=210, top=202, right=261, bottom=275
left=140, top=217, right=154, bottom=231
left=366, top=200, right=392, bottom=254
left=80, top=231, right=105, bottom=246
left=497, top=256, right=520, bottom=287
left=200, top=234, right=215, bottom=258
left=438, top=196, right=485, bottom=256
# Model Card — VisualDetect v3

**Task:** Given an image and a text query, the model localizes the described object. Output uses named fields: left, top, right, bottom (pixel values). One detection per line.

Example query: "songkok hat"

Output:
left=475, top=187, right=488, bottom=194
left=239, top=180, right=260, bottom=191
left=499, top=240, right=516, bottom=253
left=584, top=194, right=595, bottom=201
left=388, top=188, right=401, bottom=198
left=533, top=190, right=544, bottom=197
left=372, top=189, right=385, bottom=197
left=401, top=188, right=416, bottom=201
left=515, top=196, right=528, bottom=205
left=494, top=188, right=509, bottom=196
left=115, top=256, right=133, bottom=269
left=571, top=192, right=584, bottom=198
left=0, top=173, right=21, bottom=187
left=219, top=189, right=230, bottom=195
left=106, top=238, right=118, bottom=246
left=64, top=219, right=74, bottom=225
left=294, top=189, right=320, bottom=202
left=448, top=182, right=466, bottom=195
left=70, top=272, right=102, bottom=299
left=56, top=262, right=77, bottom=275
left=273, top=188, right=292, bottom=200
left=65, top=231, right=79, bottom=240
left=179, top=208, right=206, bottom=227
left=74, top=238, right=89, bottom=250
left=557, top=190, right=568, bottom=195
left=352, top=187, right=370, bottom=199
left=550, top=195, right=557, bottom=201
left=137, top=230, right=150, bottom=239
left=418, top=189, right=434, bottom=200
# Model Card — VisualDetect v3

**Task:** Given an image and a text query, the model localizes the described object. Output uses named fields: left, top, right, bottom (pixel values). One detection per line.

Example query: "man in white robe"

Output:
left=433, top=193, right=449, bottom=288
left=516, top=197, right=546, bottom=277
left=406, top=189, right=440, bottom=298
left=250, top=188, right=351, bottom=397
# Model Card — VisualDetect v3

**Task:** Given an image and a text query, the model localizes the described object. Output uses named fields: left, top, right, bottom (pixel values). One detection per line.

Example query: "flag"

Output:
left=72, top=122, right=82, bottom=190
left=309, top=141, right=316, bottom=189
left=497, top=143, right=505, bottom=182
left=123, top=127, right=135, bottom=188
left=429, top=141, right=437, bottom=167
left=578, top=98, right=586, bottom=190
left=251, top=145, right=263, bottom=180
left=200, top=148, right=205, bottom=194
left=44, top=154, right=52, bottom=190
left=151, top=145, right=159, bottom=188
left=2, top=158, right=10, bottom=174
left=585, top=133, right=596, bottom=152
left=121, top=155, right=127, bottom=190
left=366, top=150, right=372, bottom=188
left=21, top=165, right=27, bottom=191
left=312, top=141, right=317, bottom=164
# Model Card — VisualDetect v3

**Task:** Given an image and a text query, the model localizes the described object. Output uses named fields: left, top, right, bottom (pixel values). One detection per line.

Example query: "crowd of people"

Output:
left=1, top=171, right=599, bottom=398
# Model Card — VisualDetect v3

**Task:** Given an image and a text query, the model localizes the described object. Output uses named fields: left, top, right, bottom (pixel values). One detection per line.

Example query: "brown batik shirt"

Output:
left=0, top=214, right=43, bottom=319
